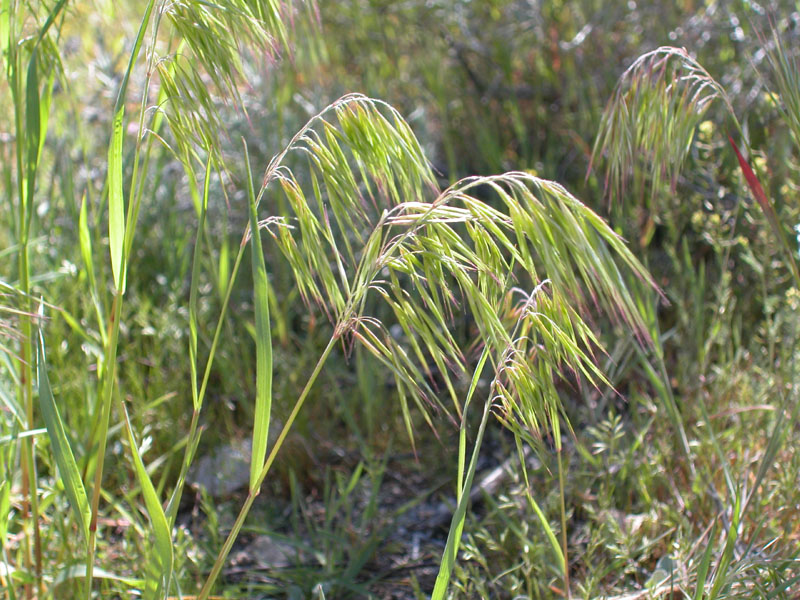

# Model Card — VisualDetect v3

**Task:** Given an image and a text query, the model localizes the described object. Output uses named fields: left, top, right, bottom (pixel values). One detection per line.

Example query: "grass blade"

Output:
left=708, top=492, right=741, bottom=600
left=120, top=402, right=173, bottom=596
left=728, top=136, right=770, bottom=215
left=107, top=0, right=156, bottom=293
left=0, top=480, right=10, bottom=552
left=514, top=435, right=565, bottom=574
left=78, top=194, right=97, bottom=298
left=729, top=135, right=800, bottom=287
left=23, top=54, right=39, bottom=232
left=23, top=0, right=66, bottom=232
left=243, top=140, right=273, bottom=492
left=189, top=156, right=212, bottom=411
left=432, top=399, right=492, bottom=600
left=693, top=525, right=715, bottom=600
left=36, top=324, right=90, bottom=547
left=108, top=110, right=125, bottom=292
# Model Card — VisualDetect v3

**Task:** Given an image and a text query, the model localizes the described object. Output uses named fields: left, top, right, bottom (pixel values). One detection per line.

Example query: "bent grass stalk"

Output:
left=199, top=127, right=652, bottom=597
left=6, top=6, right=800, bottom=597
left=145, top=87, right=653, bottom=598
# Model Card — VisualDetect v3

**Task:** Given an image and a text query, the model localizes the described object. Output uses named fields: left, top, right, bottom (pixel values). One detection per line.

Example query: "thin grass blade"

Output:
left=36, top=325, right=90, bottom=547
left=708, top=492, right=741, bottom=600
left=22, top=0, right=66, bottom=232
left=456, top=348, right=491, bottom=491
left=693, top=524, right=716, bottom=600
left=108, top=110, right=125, bottom=292
left=728, top=136, right=770, bottom=214
left=514, top=435, right=565, bottom=574
left=78, top=193, right=97, bottom=297
left=120, top=401, right=173, bottom=596
left=189, top=156, right=212, bottom=410
left=432, top=399, right=492, bottom=600
left=0, top=480, right=9, bottom=543
left=728, top=135, right=800, bottom=287
left=244, top=141, right=273, bottom=492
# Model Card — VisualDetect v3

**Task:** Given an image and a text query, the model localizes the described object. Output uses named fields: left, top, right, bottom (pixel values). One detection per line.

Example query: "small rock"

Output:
left=189, top=437, right=252, bottom=497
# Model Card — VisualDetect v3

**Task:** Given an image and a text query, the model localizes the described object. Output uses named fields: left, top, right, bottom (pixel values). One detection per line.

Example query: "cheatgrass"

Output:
left=589, top=15, right=800, bottom=600
left=0, top=1, right=656, bottom=597
left=3, top=2, right=800, bottom=599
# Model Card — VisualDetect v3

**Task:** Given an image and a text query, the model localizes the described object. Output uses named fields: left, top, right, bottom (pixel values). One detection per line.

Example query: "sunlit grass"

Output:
left=1, top=2, right=799, bottom=599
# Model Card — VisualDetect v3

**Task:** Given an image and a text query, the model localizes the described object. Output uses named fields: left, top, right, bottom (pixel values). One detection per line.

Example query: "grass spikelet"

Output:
left=592, top=46, right=734, bottom=210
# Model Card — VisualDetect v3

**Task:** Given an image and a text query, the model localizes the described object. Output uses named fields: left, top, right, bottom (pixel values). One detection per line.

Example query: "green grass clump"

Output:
left=2, top=2, right=800, bottom=599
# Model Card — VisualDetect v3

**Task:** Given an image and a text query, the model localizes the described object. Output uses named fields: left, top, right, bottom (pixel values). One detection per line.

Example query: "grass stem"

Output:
left=557, top=446, right=570, bottom=599
left=86, top=291, right=122, bottom=598
left=198, top=334, right=339, bottom=599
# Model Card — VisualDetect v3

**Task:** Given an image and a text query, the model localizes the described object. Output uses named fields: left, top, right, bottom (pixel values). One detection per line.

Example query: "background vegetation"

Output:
left=1, top=0, right=799, bottom=598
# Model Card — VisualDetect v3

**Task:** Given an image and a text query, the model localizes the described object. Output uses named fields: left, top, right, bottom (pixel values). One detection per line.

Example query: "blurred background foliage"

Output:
left=2, top=0, right=800, bottom=597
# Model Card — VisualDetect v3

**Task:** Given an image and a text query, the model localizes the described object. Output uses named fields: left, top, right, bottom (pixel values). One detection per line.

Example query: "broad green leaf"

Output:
left=120, top=402, right=173, bottom=593
left=36, top=327, right=91, bottom=547
left=244, top=141, right=273, bottom=492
